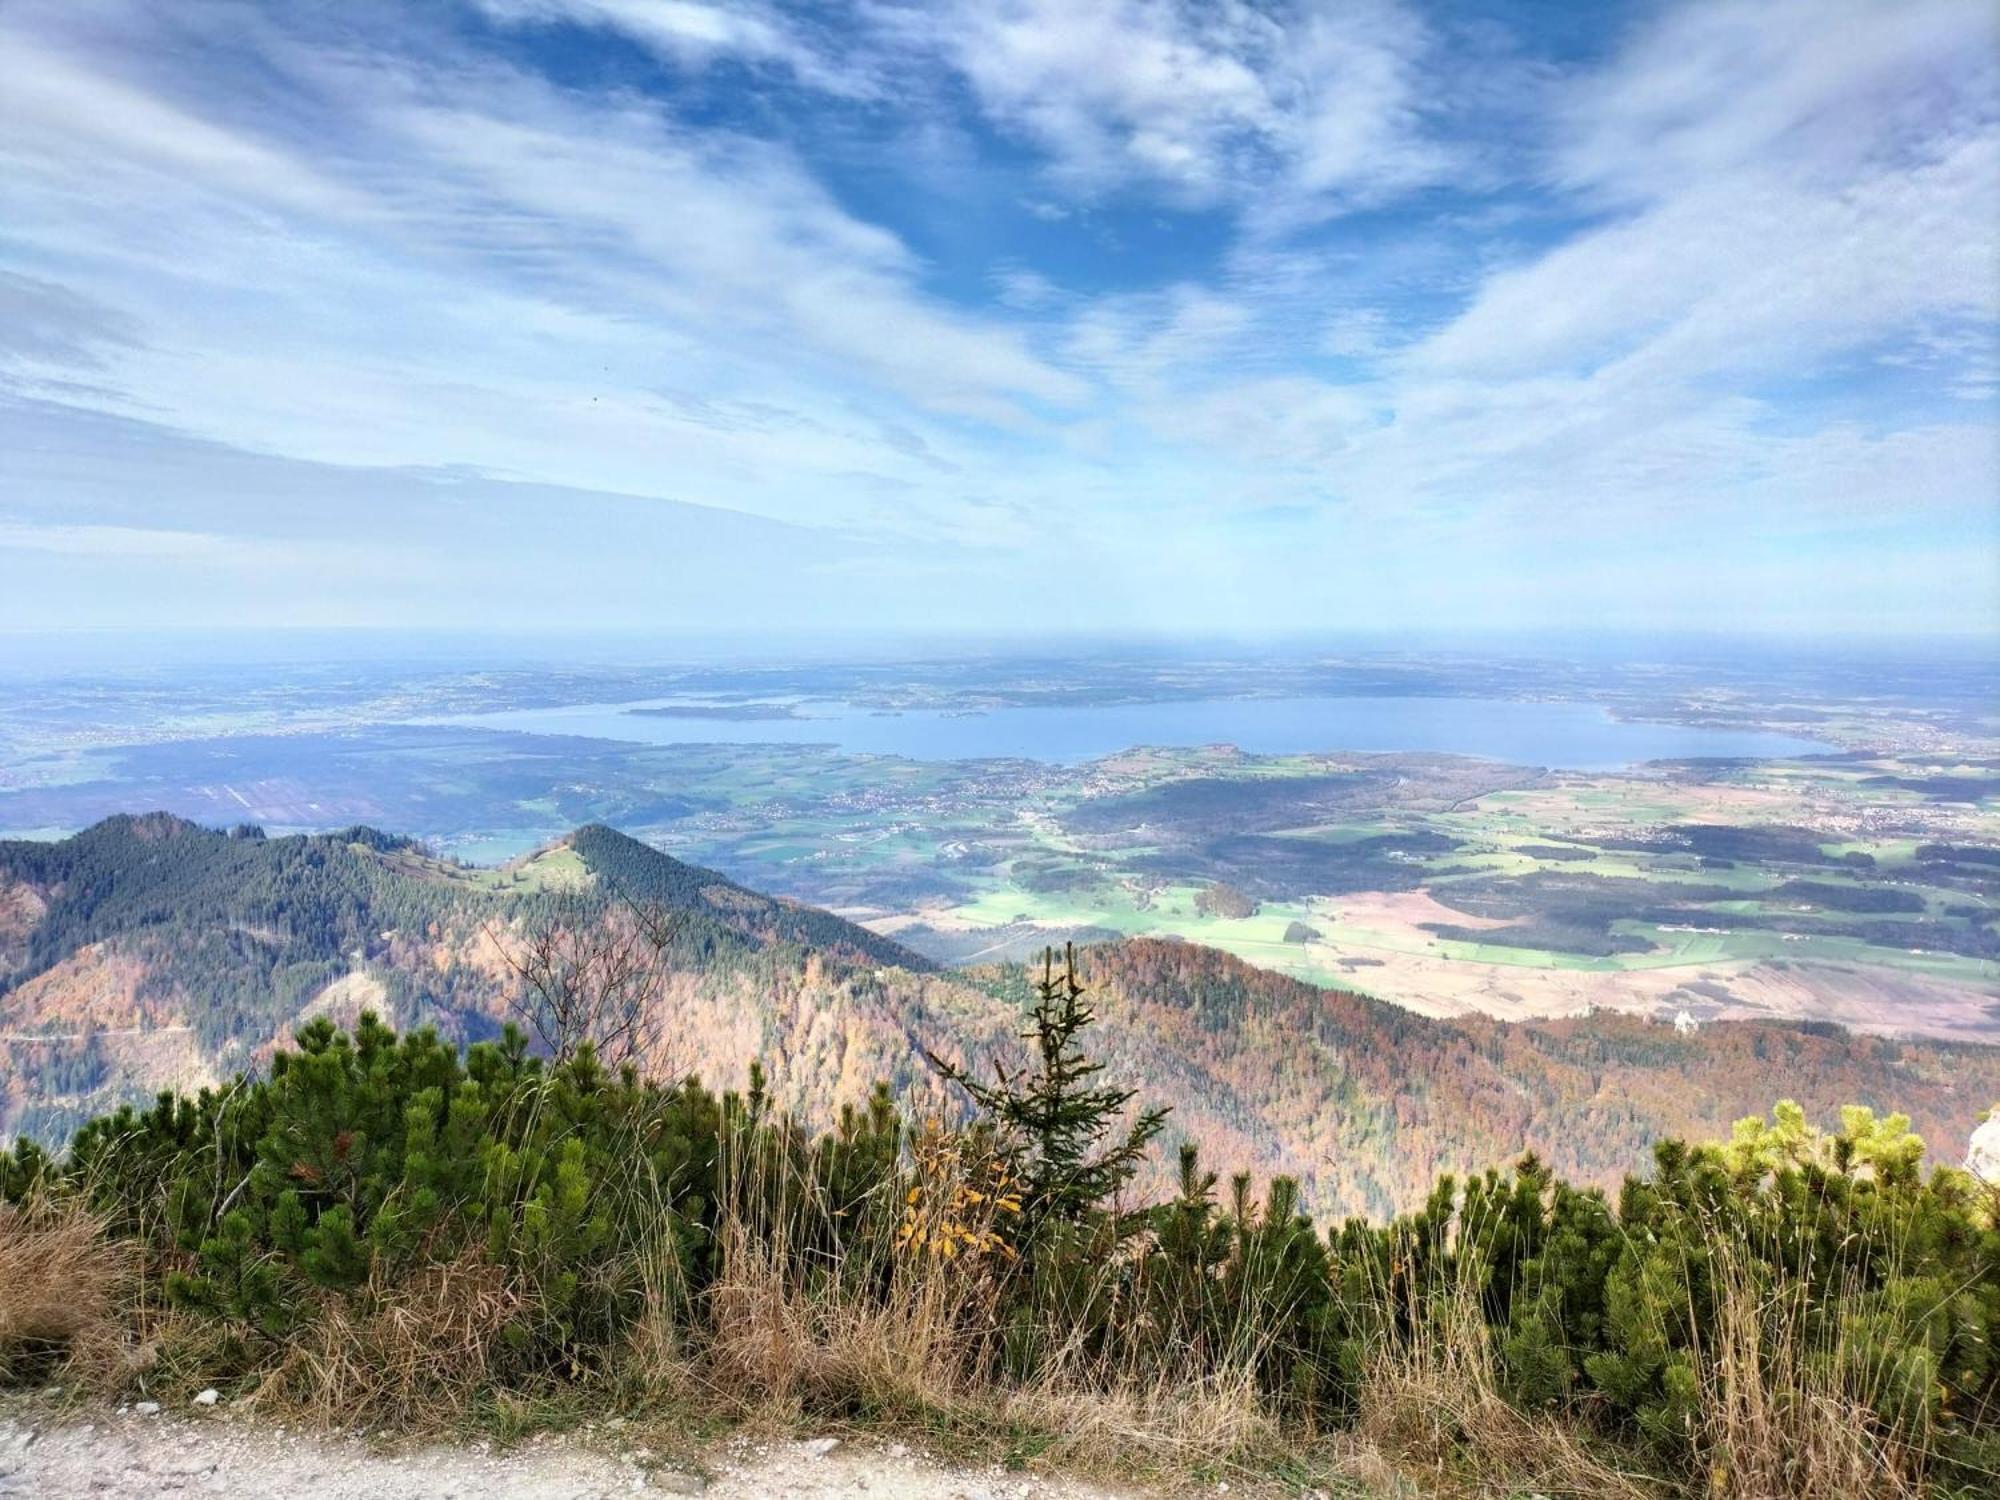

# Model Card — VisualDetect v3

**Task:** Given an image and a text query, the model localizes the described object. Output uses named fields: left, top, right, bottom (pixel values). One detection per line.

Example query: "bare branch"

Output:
left=486, top=888, right=682, bottom=1071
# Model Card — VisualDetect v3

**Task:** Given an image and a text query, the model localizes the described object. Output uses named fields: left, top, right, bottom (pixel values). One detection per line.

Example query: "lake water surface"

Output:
left=420, top=694, right=1831, bottom=770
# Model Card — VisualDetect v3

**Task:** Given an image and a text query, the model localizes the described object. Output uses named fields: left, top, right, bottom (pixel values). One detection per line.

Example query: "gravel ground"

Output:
left=0, top=1401, right=1141, bottom=1500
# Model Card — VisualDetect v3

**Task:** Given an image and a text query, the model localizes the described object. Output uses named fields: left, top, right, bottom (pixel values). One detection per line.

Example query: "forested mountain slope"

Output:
left=0, top=813, right=922, bottom=1000
left=1026, top=940, right=2000, bottom=1218
left=3, top=816, right=1995, bottom=1219
left=0, top=815, right=937, bottom=1140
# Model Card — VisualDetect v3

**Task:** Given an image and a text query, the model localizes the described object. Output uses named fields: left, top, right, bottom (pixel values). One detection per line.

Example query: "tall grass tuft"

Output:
left=1354, top=1248, right=1657, bottom=1499
left=0, top=1197, right=135, bottom=1386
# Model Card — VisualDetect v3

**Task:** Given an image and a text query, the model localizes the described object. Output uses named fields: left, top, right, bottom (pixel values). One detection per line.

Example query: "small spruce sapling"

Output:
left=924, top=943, right=1165, bottom=1232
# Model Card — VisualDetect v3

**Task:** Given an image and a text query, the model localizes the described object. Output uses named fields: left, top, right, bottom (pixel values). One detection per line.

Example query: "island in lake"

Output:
left=625, top=702, right=805, bottom=721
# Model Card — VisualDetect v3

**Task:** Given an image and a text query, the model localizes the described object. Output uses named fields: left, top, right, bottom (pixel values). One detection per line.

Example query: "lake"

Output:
left=418, top=694, right=1831, bottom=769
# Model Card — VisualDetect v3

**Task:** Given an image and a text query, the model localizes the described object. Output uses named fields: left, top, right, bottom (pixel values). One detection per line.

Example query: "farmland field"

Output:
left=2, top=641, right=1994, bottom=1038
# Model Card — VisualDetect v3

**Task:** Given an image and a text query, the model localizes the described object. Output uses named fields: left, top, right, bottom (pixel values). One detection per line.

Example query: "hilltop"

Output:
left=0, top=815, right=938, bottom=1141
left=4, top=815, right=1998, bottom=1218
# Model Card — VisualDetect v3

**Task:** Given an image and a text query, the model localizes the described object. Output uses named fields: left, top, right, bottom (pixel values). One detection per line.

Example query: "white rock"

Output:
left=800, top=1436, right=841, bottom=1458
left=135, top=1403, right=161, bottom=1417
left=192, top=1389, right=220, bottom=1408
left=1968, top=1115, right=2000, bottom=1185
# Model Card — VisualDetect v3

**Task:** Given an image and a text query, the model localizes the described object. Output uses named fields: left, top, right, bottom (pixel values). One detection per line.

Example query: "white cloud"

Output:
left=896, top=0, right=1453, bottom=216
left=0, top=522, right=264, bottom=560
left=1061, top=0, right=2000, bottom=571
left=1555, top=0, right=1998, bottom=204
left=1411, top=133, right=2000, bottom=383
left=0, top=520, right=418, bottom=583
left=1413, top=0, right=2000, bottom=385
left=0, top=0, right=1085, bottom=542
left=0, top=272, right=138, bottom=367
left=470, top=0, right=875, bottom=96
left=0, top=0, right=1989, bottom=636
left=0, top=29, right=367, bottom=221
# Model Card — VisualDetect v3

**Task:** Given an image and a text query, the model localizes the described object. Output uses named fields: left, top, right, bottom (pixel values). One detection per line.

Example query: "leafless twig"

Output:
left=486, top=890, right=680, bottom=1069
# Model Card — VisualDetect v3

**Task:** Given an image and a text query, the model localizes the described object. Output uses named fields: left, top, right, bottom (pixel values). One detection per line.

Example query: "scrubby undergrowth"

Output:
left=3, top=951, right=1997, bottom=1499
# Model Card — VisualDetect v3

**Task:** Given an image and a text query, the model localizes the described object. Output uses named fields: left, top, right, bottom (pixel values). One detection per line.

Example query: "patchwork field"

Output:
left=3, top=650, right=1994, bottom=1041
left=845, top=748, right=2000, bottom=1040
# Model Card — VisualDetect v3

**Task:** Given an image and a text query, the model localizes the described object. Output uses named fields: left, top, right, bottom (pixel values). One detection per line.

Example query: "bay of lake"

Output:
left=419, top=694, right=1830, bottom=770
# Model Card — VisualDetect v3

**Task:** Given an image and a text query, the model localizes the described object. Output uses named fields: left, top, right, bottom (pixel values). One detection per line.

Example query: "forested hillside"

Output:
left=4, top=816, right=1997, bottom=1221
left=1033, top=940, right=2000, bottom=1217
left=0, top=815, right=935, bottom=1140
left=566, top=821, right=924, bottom=969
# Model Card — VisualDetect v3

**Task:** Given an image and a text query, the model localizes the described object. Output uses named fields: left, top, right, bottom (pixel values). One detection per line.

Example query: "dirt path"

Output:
left=0, top=1403, right=1141, bottom=1500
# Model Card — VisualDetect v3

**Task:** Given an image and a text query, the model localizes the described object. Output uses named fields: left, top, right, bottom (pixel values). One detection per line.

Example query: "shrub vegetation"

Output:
left=3, top=949, right=1996, bottom=1498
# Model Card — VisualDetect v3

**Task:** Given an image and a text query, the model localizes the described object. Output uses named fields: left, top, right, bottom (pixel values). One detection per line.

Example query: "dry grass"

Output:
left=700, top=1236, right=1295, bottom=1488
left=998, top=1360, right=1283, bottom=1475
left=702, top=1205, right=998, bottom=1417
left=0, top=1198, right=134, bottom=1384
left=693, top=1169, right=1302, bottom=1487
left=618, top=1217, right=699, bottom=1403
left=1356, top=1276, right=1657, bottom=1500
left=1683, top=1242, right=1928, bottom=1500
left=254, top=1252, right=523, bottom=1430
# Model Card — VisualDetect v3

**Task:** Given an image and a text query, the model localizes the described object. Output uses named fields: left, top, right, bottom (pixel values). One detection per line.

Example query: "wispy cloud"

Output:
left=0, top=0, right=1991, bottom=635
left=472, top=0, right=875, bottom=96
left=0, top=272, right=139, bottom=368
left=0, top=522, right=279, bottom=561
left=0, top=0, right=1084, bottom=534
left=882, top=0, right=1456, bottom=219
left=1418, top=0, right=1999, bottom=383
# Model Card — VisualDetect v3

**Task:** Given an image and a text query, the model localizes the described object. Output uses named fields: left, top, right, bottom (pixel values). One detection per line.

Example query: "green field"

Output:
left=668, top=746, right=2000, bottom=1006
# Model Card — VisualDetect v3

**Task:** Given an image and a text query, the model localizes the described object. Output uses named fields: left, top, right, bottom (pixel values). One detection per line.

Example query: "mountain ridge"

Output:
left=4, top=815, right=1997, bottom=1219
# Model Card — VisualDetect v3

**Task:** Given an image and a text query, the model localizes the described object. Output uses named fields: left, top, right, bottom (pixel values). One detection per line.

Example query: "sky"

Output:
left=0, top=0, right=1995, bottom=641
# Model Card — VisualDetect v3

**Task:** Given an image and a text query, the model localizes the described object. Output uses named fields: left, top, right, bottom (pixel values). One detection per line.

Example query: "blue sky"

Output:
left=0, top=0, right=1994, bottom=639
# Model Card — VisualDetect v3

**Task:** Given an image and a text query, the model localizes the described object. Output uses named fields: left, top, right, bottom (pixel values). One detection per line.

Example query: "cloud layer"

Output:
left=0, top=0, right=1993, bottom=636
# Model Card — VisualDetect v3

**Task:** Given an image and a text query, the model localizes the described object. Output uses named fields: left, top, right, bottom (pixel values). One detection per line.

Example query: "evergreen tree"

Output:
left=925, top=943, right=1165, bottom=1229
